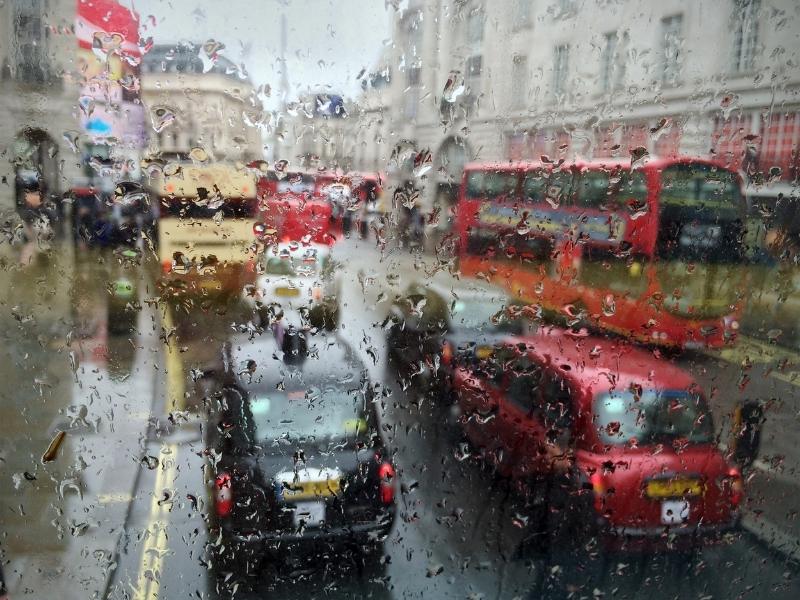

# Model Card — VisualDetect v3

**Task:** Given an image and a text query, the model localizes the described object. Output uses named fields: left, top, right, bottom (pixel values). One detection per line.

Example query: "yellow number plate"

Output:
left=646, top=479, right=703, bottom=498
left=275, top=287, right=300, bottom=297
left=281, top=478, right=340, bottom=500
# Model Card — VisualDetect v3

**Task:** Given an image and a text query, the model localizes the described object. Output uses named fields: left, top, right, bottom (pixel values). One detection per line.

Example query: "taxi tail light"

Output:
left=214, top=472, right=233, bottom=518
left=377, top=462, right=395, bottom=505
left=726, top=467, right=744, bottom=507
left=441, top=341, right=453, bottom=366
left=161, top=259, right=172, bottom=274
left=590, top=472, right=605, bottom=513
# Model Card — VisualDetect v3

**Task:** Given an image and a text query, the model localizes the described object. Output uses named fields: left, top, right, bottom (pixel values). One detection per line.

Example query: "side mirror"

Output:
left=731, top=400, right=764, bottom=468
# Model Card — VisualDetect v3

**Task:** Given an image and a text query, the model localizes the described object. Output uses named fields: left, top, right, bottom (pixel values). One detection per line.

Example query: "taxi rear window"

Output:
left=594, top=389, right=714, bottom=445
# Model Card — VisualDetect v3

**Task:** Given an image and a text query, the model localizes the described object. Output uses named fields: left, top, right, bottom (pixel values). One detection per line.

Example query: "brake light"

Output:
left=161, top=259, right=172, bottom=274
left=726, top=467, right=744, bottom=507
left=377, top=462, right=395, bottom=505
left=215, top=472, right=233, bottom=517
left=442, top=341, right=453, bottom=366
left=590, top=472, right=605, bottom=513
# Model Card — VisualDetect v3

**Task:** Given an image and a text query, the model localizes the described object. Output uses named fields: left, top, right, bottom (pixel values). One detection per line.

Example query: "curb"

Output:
left=741, top=513, right=800, bottom=564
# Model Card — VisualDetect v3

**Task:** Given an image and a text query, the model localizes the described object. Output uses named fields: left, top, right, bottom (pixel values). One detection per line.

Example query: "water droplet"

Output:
left=163, top=162, right=182, bottom=177
left=63, top=130, right=81, bottom=153
left=601, top=294, right=616, bottom=316
left=141, top=455, right=159, bottom=470
left=766, top=329, right=782, bottom=343
left=626, top=197, right=648, bottom=220
left=442, top=70, right=465, bottom=103
left=200, top=39, right=225, bottom=73
left=412, top=148, right=432, bottom=178
left=119, top=74, right=140, bottom=92
left=79, top=95, right=96, bottom=117
left=189, top=147, right=209, bottom=162
left=630, top=146, right=649, bottom=168
left=114, top=182, right=150, bottom=206
left=150, top=106, right=176, bottom=133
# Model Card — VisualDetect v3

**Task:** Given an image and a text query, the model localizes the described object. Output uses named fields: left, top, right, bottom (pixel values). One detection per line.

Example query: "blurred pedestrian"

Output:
left=17, top=183, right=55, bottom=265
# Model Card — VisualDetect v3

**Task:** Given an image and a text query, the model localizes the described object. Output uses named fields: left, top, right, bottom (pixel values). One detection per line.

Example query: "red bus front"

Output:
left=255, top=171, right=335, bottom=246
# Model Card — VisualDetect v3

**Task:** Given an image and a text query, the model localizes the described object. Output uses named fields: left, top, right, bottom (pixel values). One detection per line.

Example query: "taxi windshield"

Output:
left=450, top=297, right=523, bottom=333
left=594, top=389, right=714, bottom=445
left=263, top=249, right=324, bottom=276
left=249, top=388, right=369, bottom=442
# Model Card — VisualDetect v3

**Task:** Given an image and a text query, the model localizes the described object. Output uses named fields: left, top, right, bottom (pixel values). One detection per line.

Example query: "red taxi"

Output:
left=453, top=327, right=743, bottom=551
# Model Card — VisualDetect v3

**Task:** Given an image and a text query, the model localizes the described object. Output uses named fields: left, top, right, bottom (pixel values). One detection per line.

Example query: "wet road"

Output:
left=1, top=238, right=799, bottom=598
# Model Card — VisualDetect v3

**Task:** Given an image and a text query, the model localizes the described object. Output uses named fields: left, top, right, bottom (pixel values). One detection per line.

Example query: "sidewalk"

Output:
left=1, top=257, right=163, bottom=599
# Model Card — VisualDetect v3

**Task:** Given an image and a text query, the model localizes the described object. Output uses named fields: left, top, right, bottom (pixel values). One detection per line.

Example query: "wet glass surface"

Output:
left=1, top=1, right=799, bottom=599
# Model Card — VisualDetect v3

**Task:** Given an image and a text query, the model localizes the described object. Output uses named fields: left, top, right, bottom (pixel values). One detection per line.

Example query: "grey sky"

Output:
left=127, top=0, right=394, bottom=106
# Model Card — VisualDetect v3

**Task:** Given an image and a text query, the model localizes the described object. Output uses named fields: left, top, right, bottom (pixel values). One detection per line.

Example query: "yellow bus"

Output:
left=154, top=162, right=259, bottom=301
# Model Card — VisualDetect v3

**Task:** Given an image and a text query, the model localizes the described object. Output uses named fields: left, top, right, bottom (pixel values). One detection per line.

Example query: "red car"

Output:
left=453, top=327, right=743, bottom=552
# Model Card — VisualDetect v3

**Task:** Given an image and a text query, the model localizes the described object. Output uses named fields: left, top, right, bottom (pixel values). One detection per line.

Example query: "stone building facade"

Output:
left=353, top=0, right=800, bottom=219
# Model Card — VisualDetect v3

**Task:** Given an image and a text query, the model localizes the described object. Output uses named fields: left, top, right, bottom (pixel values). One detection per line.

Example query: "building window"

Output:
left=511, top=55, right=529, bottom=109
left=512, top=0, right=533, bottom=29
left=466, top=9, right=485, bottom=49
left=711, top=113, right=754, bottom=172
left=660, top=14, right=683, bottom=85
left=732, top=0, right=759, bottom=73
left=401, top=11, right=423, bottom=90
left=552, top=44, right=570, bottom=99
left=14, top=0, right=47, bottom=83
left=466, top=55, right=483, bottom=82
left=404, top=87, right=419, bottom=120
left=759, top=112, right=800, bottom=181
left=600, top=31, right=629, bottom=93
left=600, top=32, right=617, bottom=94
left=406, top=65, right=421, bottom=87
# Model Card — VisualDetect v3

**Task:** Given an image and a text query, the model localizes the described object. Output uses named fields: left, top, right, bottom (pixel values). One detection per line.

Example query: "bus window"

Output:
left=658, top=163, right=744, bottom=261
left=576, top=171, right=611, bottom=208
left=522, top=169, right=548, bottom=202
left=277, top=173, right=315, bottom=195
left=660, top=164, right=741, bottom=209
left=547, top=170, right=575, bottom=206
left=578, top=247, right=649, bottom=298
left=617, top=170, right=648, bottom=213
left=466, top=170, right=518, bottom=199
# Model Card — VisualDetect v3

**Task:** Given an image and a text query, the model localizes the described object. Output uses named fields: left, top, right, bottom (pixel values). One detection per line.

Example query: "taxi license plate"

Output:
left=275, top=287, right=300, bottom=297
left=646, top=479, right=702, bottom=498
left=200, top=279, right=221, bottom=291
left=281, top=478, right=340, bottom=501
left=661, top=499, right=690, bottom=525
left=293, top=501, right=325, bottom=528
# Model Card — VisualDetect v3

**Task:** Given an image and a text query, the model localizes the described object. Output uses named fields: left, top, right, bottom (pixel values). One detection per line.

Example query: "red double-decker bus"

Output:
left=455, top=157, right=748, bottom=349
